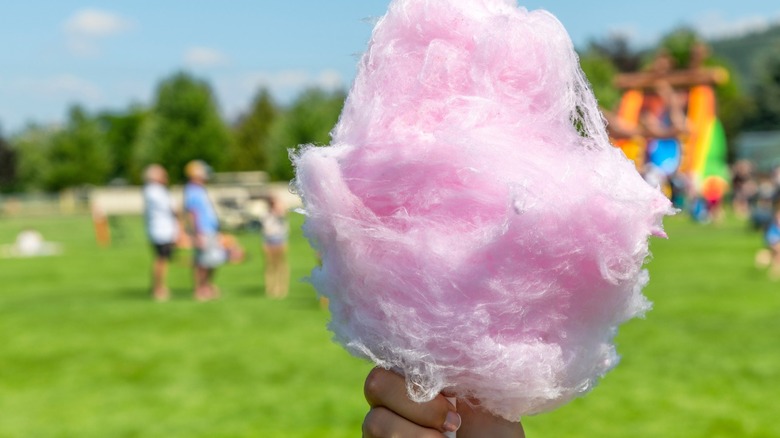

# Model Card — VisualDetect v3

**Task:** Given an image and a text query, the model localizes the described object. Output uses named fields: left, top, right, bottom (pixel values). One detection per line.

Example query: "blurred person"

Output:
left=756, top=203, right=780, bottom=280
left=362, top=367, right=525, bottom=438
left=731, top=160, right=755, bottom=219
left=261, top=195, right=290, bottom=299
left=701, top=177, right=728, bottom=224
left=184, top=160, right=224, bottom=301
left=635, top=51, right=689, bottom=195
left=143, top=164, right=179, bottom=301
left=639, top=52, right=688, bottom=141
left=773, top=166, right=780, bottom=188
left=749, top=177, right=777, bottom=231
left=92, top=204, right=111, bottom=247
left=669, top=171, right=689, bottom=210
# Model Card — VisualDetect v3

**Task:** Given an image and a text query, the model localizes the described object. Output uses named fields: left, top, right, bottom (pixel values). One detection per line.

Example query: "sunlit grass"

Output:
left=0, top=212, right=777, bottom=437
left=524, top=214, right=780, bottom=438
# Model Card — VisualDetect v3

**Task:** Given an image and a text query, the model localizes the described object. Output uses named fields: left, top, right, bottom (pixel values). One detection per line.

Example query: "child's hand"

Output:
left=362, top=367, right=524, bottom=438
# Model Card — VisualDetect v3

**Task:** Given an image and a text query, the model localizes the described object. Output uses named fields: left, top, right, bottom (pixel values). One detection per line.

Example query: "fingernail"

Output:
left=443, top=411, right=461, bottom=432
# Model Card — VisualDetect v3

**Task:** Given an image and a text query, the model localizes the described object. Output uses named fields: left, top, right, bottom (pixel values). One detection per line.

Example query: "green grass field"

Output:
left=0, top=212, right=777, bottom=437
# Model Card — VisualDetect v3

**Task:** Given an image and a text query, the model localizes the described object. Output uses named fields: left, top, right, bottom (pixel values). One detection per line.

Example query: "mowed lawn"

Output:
left=0, top=211, right=778, bottom=437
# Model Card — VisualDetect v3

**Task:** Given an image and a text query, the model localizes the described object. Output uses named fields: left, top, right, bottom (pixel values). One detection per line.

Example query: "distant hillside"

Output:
left=710, top=24, right=780, bottom=91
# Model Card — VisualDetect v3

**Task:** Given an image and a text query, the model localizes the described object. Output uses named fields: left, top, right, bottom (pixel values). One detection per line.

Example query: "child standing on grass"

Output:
left=261, top=195, right=289, bottom=299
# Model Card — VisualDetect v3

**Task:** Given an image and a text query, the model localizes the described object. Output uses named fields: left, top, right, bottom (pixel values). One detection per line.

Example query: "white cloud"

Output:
left=13, top=75, right=103, bottom=102
left=694, top=11, right=780, bottom=39
left=65, top=9, right=131, bottom=37
left=317, top=69, right=344, bottom=89
left=63, top=9, right=132, bottom=57
left=184, top=47, right=229, bottom=68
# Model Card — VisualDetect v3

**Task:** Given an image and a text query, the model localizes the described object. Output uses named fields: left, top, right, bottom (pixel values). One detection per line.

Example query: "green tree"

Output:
left=97, top=105, right=147, bottom=184
left=658, top=27, right=700, bottom=69
left=11, top=124, right=56, bottom=192
left=46, top=106, right=111, bottom=191
left=749, top=44, right=780, bottom=130
left=579, top=51, right=620, bottom=111
left=585, top=34, right=643, bottom=72
left=134, top=71, right=231, bottom=183
left=231, top=88, right=278, bottom=172
left=267, top=88, right=346, bottom=181
left=0, top=127, right=16, bottom=193
left=712, top=60, right=753, bottom=159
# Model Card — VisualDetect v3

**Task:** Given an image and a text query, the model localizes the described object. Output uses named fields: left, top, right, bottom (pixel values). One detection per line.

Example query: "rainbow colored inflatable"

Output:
left=682, top=85, right=730, bottom=202
left=612, top=89, right=646, bottom=169
left=612, top=84, right=729, bottom=201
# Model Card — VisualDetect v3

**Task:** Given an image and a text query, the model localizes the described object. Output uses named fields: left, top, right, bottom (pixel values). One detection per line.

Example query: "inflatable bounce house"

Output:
left=608, top=44, right=730, bottom=220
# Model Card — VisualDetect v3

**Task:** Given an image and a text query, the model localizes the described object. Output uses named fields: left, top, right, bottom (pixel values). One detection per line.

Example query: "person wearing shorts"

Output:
left=183, top=160, right=224, bottom=301
left=143, top=164, right=179, bottom=301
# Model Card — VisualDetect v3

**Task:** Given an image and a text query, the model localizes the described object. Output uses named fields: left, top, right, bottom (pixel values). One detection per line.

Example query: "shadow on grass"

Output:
left=285, top=293, right=327, bottom=311
left=229, top=284, right=322, bottom=310
left=109, top=283, right=325, bottom=312
left=111, top=287, right=150, bottom=301
left=112, top=287, right=195, bottom=301
left=232, top=284, right=263, bottom=298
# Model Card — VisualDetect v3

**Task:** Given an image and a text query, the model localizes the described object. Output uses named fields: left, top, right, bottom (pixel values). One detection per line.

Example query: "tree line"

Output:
left=0, top=71, right=346, bottom=193
left=1, top=27, right=779, bottom=194
left=578, top=27, right=780, bottom=153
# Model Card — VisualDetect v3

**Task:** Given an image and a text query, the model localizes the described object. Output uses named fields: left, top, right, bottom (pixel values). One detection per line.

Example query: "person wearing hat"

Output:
left=183, top=160, right=224, bottom=301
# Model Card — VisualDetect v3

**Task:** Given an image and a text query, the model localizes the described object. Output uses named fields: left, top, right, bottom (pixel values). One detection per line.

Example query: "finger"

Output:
left=363, top=406, right=445, bottom=438
left=364, top=368, right=461, bottom=433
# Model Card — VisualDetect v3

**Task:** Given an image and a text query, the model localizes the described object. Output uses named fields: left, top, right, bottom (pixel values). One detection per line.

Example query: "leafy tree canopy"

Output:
left=231, top=88, right=278, bottom=172
left=748, top=43, right=780, bottom=130
left=45, top=106, right=111, bottom=191
left=585, top=34, right=643, bottom=73
left=579, top=51, right=620, bottom=110
left=97, top=105, right=148, bottom=184
left=134, top=71, right=232, bottom=183
left=267, top=88, right=346, bottom=181
left=0, top=127, right=16, bottom=193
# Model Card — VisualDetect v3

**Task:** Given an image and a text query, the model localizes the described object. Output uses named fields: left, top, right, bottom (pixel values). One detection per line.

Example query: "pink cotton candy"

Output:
left=293, top=0, right=673, bottom=420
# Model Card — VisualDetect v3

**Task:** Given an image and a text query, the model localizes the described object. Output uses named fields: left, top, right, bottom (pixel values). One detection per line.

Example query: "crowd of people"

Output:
left=646, top=158, right=780, bottom=280
left=142, top=160, right=288, bottom=302
left=726, top=160, right=780, bottom=279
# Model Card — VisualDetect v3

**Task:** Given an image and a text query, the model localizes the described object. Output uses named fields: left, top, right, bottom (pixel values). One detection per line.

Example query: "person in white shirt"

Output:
left=143, top=164, right=179, bottom=301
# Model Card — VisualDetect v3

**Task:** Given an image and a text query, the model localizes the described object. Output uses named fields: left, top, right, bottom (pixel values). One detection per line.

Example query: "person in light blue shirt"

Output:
left=184, top=160, right=225, bottom=301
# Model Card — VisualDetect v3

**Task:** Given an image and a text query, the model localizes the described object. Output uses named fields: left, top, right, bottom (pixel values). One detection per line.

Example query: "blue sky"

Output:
left=1, top=0, right=779, bottom=134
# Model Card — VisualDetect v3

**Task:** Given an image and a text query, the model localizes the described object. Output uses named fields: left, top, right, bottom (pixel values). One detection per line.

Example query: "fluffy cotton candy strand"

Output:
left=294, top=0, right=672, bottom=420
